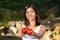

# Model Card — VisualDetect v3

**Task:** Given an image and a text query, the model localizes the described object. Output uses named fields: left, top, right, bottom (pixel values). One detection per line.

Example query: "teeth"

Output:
left=28, top=16, right=32, bottom=18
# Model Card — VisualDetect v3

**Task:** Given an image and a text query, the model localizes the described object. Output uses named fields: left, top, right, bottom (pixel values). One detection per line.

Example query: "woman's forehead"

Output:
left=26, top=7, right=34, bottom=12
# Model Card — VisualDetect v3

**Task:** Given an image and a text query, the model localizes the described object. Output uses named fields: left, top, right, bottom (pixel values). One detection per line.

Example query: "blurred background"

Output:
left=0, top=0, right=60, bottom=40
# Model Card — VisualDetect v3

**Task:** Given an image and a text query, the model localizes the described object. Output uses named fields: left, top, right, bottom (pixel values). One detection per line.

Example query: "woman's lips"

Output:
left=28, top=16, right=33, bottom=18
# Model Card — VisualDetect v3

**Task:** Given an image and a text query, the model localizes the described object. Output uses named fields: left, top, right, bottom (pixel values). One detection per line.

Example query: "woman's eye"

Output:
left=26, top=11, right=29, bottom=14
left=31, top=11, right=33, bottom=13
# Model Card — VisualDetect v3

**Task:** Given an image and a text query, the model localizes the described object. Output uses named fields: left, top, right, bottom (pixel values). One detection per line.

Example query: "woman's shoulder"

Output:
left=40, top=24, right=46, bottom=29
left=37, top=24, right=46, bottom=31
left=37, top=24, right=45, bottom=28
left=40, top=24, right=46, bottom=32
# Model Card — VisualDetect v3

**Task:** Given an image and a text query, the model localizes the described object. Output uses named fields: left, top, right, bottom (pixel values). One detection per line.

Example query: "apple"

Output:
left=22, top=28, right=28, bottom=34
left=27, top=28, right=33, bottom=35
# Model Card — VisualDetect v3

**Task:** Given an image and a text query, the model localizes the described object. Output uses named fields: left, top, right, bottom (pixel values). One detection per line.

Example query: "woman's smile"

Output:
left=28, top=15, right=33, bottom=19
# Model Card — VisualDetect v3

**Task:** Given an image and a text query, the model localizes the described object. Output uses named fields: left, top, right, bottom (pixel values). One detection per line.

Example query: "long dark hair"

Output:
left=24, top=4, right=41, bottom=26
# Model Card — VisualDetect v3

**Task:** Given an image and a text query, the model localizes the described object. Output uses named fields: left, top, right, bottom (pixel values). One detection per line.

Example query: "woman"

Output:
left=17, top=4, right=46, bottom=40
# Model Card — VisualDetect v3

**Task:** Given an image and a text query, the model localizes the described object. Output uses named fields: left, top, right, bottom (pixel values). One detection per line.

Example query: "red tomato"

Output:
left=22, top=28, right=28, bottom=34
left=27, top=28, right=33, bottom=35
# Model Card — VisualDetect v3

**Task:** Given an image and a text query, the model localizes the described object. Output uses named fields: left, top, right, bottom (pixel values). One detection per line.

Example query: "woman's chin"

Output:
left=29, top=19, right=34, bottom=21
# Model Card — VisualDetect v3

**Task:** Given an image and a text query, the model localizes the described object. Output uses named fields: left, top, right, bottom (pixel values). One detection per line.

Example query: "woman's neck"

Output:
left=29, top=20, right=35, bottom=26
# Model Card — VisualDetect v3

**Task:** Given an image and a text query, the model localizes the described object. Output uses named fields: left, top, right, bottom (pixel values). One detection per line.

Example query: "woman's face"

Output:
left=26, top=7, right=36, bottom=21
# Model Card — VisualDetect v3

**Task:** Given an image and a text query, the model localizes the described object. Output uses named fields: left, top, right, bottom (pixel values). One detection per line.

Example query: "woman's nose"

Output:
left=28, top=12, right=31, bottom=15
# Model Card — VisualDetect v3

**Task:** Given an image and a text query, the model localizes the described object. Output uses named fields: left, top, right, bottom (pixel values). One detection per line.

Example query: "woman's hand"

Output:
left=17, top=26, right=23, bottom=37
left=22, top=28, right=28, bottom=34
left=16, top=22, right=22, bottom=28
left=16, top=22, right=24, bottom=37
